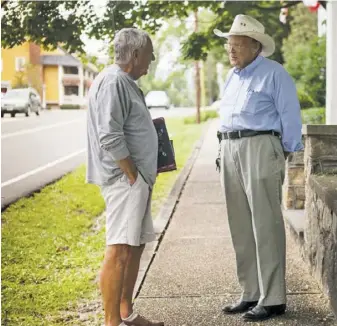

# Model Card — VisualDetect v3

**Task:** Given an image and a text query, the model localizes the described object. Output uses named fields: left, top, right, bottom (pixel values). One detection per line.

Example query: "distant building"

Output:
left=1, top=42, right=98, bottom=108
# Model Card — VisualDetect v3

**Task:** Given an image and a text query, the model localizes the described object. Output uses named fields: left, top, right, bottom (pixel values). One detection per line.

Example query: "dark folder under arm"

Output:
left=153, top=117, right=177, bottom=173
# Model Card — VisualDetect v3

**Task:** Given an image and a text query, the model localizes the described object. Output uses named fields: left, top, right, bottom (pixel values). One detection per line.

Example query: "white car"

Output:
left=1, top=88, right=42, bottom=118
left=145, top=90, right=171, bottom=110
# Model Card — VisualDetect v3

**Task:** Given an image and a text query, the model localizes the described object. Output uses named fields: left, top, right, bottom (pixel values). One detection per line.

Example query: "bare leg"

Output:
left=120, top=244, right=145, bottom=319
left=100, top=244, right=130, bottom=326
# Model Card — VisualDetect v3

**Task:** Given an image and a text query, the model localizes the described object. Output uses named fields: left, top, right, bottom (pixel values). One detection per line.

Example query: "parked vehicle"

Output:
left=1, top=88, right=42, bottom=118
left=145, top=90, right=171, bottom=110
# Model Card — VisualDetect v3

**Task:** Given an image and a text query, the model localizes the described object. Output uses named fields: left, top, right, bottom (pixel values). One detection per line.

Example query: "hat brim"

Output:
left=213, top=29, right=275, bottom=57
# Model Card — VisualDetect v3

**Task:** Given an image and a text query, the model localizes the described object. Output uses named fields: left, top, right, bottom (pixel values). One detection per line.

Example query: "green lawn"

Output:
left=1, top=117, right=206, bottom=326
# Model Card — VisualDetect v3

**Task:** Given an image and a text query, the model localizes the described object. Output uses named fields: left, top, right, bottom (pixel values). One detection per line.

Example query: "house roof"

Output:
left=41, top=54, right=81, bottom=67
left=41, top=54, right=99, bottom=73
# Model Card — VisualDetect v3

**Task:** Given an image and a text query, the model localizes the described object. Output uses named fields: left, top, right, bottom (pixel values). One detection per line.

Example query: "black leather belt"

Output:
left=220, top=130, right=280, bottom=140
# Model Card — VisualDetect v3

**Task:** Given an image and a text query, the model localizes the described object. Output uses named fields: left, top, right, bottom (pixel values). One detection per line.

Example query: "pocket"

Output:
left=240, top=89, right=255, bottom=114
left=267, top=136, right=285, bottom=165
left=241, top=89, right=269, bottom=115
left=130, top=172, right=149, bottom=190
left=119, top=173, right=141, bottom=188
left=130, top=172, right=142, bottom=188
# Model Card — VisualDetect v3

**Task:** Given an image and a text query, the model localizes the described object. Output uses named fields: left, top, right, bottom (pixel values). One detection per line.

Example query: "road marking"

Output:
left=1, top=119, right=83, bottom=139
left=1, top=117, right=28, bottom=123
left=1, top=149, right=86, bottom=187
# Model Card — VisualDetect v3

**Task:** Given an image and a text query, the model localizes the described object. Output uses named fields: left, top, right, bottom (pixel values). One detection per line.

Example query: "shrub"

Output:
left=301, top=107, right=325, bottom=124
left=184, top=109, right=218, bottom=124
left=297, top=87, right=316, bottom=109
left=60, top=104, right=81, bottom=110
left=284, top=36, right=326, bottom=107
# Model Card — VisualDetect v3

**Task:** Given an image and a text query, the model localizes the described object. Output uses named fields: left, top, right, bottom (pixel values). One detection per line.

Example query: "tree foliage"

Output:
left=138, top=18, right=194, bottom=107
left=12, top=64, right=43, bottom=95
left=282, top=4, right=326, bottom=107
left=282, top=3, right=318, bottom=61
left=1, top=0, right=308, bottom=63
left=1, top=1, right=99, bottom=54
left=79, top=54, right=106, bottom=72
left=285, top=36, right=326, bottom=108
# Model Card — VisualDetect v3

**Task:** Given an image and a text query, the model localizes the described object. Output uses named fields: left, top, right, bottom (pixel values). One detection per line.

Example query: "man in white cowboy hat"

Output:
left=214, top=15, right=303, bottom=322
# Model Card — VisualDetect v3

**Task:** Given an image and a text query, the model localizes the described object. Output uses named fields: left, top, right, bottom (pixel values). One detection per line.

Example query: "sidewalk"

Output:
left=133, top=120, right=335, bottom=326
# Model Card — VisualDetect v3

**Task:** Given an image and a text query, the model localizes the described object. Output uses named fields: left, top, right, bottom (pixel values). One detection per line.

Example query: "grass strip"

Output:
left=1, top=117, right=206, bottom=325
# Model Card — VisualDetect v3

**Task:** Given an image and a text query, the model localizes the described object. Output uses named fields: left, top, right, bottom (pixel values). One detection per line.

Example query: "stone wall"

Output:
left=303, top=125, right=337, bottom=183
left=304, top=175, right=337, bottom=317
left=283, top=125, right=337, bottom=210
left=283, top=151, right=305, bottom=209
left=298, top=125, right=337, bottom=318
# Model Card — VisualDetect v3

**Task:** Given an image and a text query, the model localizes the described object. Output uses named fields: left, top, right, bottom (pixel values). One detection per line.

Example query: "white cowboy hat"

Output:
left=214, top=14, right=275, bottom=57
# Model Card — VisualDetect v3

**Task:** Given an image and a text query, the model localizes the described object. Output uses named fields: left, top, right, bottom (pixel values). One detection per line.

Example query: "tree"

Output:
left=79, top=54, right=105, bottom=72
left=137, top=18, right=194, bottom=107
left=282, top=3, right=326, bottom=107
left=284, top=36, right=326, bottom=108
left=12, top=63, right=43, bottom=95
left=2, top=1, right=320, bottom=62
left=282, top=2, right=318, bottom=62
left=179, top=1, right=296, bottom=63
left=12, top=72, right=29, bottom=89
left=1, top=1, right=101, bottom=54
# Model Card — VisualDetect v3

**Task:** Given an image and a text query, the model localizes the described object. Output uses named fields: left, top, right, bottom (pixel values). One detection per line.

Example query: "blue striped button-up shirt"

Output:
left=219, top=55, right=303, bottom=152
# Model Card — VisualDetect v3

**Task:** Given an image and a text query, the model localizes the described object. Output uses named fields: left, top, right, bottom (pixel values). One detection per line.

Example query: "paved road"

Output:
left=1, top=107, right=202, bottom=208
left=1, top=110, right=87, bottom=208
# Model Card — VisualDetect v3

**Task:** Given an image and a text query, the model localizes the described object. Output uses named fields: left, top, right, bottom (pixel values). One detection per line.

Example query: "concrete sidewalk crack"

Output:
left=137, top=291, right=323, bottom=300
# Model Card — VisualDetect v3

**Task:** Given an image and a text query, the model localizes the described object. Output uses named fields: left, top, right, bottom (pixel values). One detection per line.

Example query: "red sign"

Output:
left=302, top=0, right=320, bottom=12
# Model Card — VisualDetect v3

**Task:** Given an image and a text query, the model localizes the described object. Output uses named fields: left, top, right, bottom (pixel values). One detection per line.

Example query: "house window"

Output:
left=15, top=57, right=26, bottom=71
left=64, top=86, right=79, bottom=96
left=63, top=66, right=79, bottom=75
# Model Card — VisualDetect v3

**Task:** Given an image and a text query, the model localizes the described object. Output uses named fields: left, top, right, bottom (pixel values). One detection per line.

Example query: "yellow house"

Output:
left=1, top=42, right=98, bottom=108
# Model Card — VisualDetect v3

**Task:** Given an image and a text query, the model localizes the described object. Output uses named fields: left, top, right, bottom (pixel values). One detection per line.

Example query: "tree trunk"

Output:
left=194, top=10, right=201, bottom=124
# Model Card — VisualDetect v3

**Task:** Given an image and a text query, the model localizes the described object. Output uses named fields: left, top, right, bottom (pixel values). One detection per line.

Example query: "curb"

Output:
left=133, top=120, right=212, bottom=300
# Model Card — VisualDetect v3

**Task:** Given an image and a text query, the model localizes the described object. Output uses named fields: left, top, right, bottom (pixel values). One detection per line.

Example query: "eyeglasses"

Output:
left=224, top=43, right=249, bottom=53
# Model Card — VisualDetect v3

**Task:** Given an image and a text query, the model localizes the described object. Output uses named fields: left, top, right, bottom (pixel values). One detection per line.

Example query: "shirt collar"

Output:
left=233, top=55, right=263, bottom=76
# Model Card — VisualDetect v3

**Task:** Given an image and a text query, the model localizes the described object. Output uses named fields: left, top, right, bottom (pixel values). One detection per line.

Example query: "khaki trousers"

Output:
left=220, top=134, right=286, bottom=306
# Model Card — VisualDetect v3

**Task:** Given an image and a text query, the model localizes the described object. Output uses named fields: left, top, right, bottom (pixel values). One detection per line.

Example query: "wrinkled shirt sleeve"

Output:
left=273, top=69, right=304, bottom=152
left=97, top=78, right=131, bottom=161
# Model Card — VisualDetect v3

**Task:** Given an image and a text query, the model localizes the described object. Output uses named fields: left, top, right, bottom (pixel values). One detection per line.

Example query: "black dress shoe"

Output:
left=243, top=304, right=286, bottom=322
left=222, top=301, right=258, bottom=314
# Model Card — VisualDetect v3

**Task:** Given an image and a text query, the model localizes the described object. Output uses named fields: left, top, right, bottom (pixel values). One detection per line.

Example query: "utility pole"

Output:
left=194, top=9, right=201, bottom=124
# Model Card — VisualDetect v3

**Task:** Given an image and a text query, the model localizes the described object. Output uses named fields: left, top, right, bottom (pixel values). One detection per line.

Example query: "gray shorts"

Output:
left=101, top=173, right=156, bottom=246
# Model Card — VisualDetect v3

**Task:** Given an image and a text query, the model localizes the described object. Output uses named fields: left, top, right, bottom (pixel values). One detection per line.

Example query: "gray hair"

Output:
left=113, top=28, right=150, bottom=64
